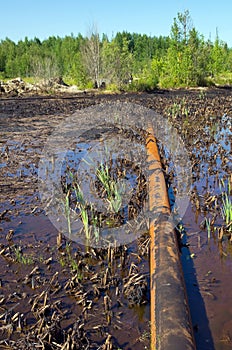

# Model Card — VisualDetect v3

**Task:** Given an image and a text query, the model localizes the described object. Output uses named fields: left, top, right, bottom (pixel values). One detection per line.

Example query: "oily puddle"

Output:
left=38, top=123, right=150, bottom=248
left=153, top=107, right=231, bottom=349
left=179, top=114, right=232, bottom=350
left=0, top=124, right=152, bottom=349
left=0, top=208, right=151, bottom=349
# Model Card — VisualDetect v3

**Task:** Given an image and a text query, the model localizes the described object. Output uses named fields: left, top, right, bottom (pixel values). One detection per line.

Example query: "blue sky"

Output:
left=1, top=0, right=232, bottom=46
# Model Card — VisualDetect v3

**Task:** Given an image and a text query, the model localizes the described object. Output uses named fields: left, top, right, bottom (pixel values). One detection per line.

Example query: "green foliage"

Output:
left=208, top=31, right=230, bottom=76
left=205, top=217, right=212, bottom=239
left=0, top=11, right=232, bottom=89
left=126, top=76, right=158, bottom=92
left=102, top=36, right=133, bottom=87
left=167, top=98, right=189, bottom=118
left=65, top=190, right=72, bottom=237
left=64, top=173, right=100, bottom=243
left=13, top=246, right=34, bottom=265
left=72, top=182, right=90, bottom=240
left=220, top=179, right=232, bottom=232
left=96, top=163, right=124, bottom=213
left=159, top=10, right=209, bottom=87
left=80, top=29, right=102, bottom=87
left=206, top=72, right=232, bottom=86
left=105, top=83, right=120, bottom=92
left=64, top=243, right=82, bottom=275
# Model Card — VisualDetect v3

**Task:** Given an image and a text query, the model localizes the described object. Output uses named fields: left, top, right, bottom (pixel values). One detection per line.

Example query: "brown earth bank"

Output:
left=0, top=88, right=231, bottom=349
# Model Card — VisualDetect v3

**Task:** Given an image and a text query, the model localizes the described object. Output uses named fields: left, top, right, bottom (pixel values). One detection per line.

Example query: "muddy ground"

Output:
left=0, top=88, right=231, bottom=349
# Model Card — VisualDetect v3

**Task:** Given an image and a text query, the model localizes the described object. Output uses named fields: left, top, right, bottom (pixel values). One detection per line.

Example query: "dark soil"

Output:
left=0, top=88, right=231, bottom=349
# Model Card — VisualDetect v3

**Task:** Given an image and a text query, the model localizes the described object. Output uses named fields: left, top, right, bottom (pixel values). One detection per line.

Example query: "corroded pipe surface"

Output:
left=146, top=125, right=196, bottom=350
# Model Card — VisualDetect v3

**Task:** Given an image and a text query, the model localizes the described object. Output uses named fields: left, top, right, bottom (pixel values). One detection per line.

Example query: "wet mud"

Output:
left=0, top=89, right=231, bottom=349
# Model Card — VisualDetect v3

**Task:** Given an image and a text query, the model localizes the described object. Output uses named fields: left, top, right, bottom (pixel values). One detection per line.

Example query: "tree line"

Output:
left=0, top=11, right=231, bottom=90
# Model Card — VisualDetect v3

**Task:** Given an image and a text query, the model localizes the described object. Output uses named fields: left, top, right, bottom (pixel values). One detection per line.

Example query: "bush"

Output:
left=206, top=72, right=232, bottom=87
left=125, top=76, right=159, bottom=92
left=105, top=83, right=120, bottom=92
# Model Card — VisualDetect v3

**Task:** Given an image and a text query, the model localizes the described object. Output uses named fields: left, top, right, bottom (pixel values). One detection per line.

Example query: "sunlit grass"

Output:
left=206, top=72, right=232, bottom=87
left=64, top=171, right=101, bottom=243
left=65, top=189, right=72, bottom=237
left=96, top=163, right=125, bottom=213
left=205, top=217, right=211, bottom=239
left=220, top=178, right=232, bottom=232
left=90, top=204, right=100, bottom=242
left=73, top=183, right=90, bottom=240
left=167, top=98, right=189, bottom=119
left=13, top=246, right=34, bottom=265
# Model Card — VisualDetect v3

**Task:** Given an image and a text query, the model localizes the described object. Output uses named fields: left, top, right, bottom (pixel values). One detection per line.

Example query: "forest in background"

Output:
left=0, top=10, right=232, bottom=90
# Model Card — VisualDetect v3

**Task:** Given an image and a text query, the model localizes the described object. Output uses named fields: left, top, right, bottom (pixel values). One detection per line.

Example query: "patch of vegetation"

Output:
left=220, top=178, right=232, bottom=233
left=1, top=10, right=232, bottom=90
left=96, top=163, right=125, bottom=213
left=13, top=246, right=34, bottom=265
left=205, top=72, right=232, bottom=87
left=167, top=98, right=189, bottom=119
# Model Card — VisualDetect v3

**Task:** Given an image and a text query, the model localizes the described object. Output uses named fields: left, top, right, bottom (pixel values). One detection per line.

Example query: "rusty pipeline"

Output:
left=146, top=124, right=196, bottom=350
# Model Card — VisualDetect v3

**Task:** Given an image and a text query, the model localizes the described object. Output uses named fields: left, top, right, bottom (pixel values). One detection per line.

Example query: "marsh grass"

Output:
left=168, top=98, right=189, bottom=119
left=96, top=163, right=111, bottom=196
left=65, top=189, right=72, bottom=237
left=198, top=89, right=206, bottom=100
left=65, top=243, right=82, bottom=276
left=13, top=246, right=34, bottom=265
left=58, top=243, right=83, bottom=278
left=96, top=163, right=125, bottom=213
left=90, top=204, right=100, bottom=242
left=220, top=178, right=232, bottom=232
left=107, top=180, right=125, bottom=213
left=66, top=171, right=101, bottom=242
left=73, top=183, right=90, bottom=240
left=63, top=156, right=140, bottom=244
left=205, top=218, right=211, bottom=239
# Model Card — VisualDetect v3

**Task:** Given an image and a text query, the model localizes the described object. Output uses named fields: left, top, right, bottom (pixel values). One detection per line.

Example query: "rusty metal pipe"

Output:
left=146, top=125, right=196, bottom=350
